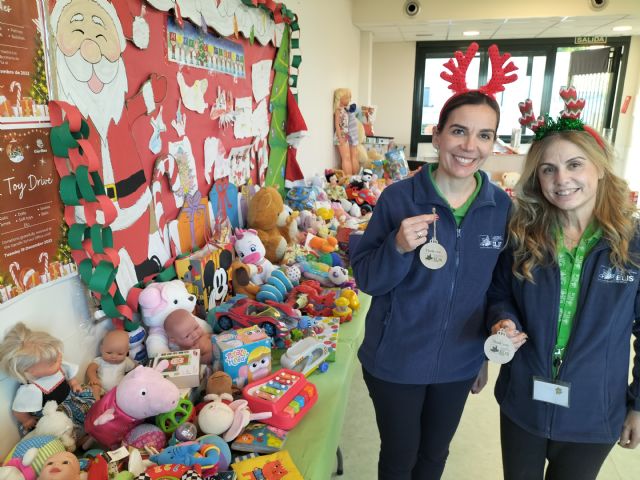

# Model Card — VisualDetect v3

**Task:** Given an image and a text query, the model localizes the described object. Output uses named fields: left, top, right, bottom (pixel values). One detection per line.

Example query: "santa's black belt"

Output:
left=104, top=170, right=146, bottom=202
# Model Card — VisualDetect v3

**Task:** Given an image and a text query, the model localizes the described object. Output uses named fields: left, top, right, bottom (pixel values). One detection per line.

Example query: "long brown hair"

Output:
left=510, top=130, right=638, bottom=281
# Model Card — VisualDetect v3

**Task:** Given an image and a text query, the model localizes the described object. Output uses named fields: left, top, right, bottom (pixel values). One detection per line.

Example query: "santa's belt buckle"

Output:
left=105, top=184, right=117, bottom=201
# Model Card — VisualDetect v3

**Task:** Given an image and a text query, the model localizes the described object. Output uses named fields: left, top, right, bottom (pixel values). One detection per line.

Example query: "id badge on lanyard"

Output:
left=532, top=376, right=571, bottom=408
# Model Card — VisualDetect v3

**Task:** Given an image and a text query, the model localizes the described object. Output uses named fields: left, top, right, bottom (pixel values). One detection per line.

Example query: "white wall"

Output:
left=0, top=275, right=109, bottom=456
left=370, top=42, right=416, bottom=151
left=286, top=0, right=362, bottom=177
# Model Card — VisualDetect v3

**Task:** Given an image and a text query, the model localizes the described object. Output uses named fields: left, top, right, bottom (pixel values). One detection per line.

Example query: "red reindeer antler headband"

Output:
left=440, top=42, right=519, bottom=98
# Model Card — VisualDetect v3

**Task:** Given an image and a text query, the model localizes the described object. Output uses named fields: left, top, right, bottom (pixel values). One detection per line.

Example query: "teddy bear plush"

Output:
left=247, top=187, right=288, bottom=263
left=138, top=279, right=212, bottom=358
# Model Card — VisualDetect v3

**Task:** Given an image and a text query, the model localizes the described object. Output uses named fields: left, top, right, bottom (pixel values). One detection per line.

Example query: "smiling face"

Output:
left=537, top=138, right=601, bottom=222
left=432, top=104, right=497, bottom=180
left=39, top=451, right=80, bottom=480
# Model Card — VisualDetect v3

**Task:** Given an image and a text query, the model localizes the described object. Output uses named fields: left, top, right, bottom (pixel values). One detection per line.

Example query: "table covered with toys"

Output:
left=0, top=161, right=395, bottom=479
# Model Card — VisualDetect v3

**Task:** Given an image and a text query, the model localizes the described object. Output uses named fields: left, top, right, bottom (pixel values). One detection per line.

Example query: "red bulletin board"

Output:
left=47, top=0, right=278, bottom=294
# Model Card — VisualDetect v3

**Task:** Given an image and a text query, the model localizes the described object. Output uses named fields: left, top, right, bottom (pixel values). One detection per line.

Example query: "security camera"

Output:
left=404, top=1, right=421, bottom=17
left=590, top=0, right=608, bottom=10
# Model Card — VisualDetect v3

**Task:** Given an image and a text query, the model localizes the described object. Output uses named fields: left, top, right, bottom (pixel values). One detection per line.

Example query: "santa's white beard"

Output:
left=55, top=47, right=128, bottom=140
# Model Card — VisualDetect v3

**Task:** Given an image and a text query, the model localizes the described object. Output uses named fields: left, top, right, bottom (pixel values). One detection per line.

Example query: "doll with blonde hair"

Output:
left=333, top=88, right=359, bottom=176
left=0, top=323, right=94, bottom=435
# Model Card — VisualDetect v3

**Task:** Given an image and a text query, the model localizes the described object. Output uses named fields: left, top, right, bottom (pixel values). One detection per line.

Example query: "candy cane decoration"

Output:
left=151, top=154, right=182, bottom=242
left=10, top=81, right=21, bottom=114
left=9, top=261, right=22, bottom=290
left=39, top=252, right=50, bottom=281
left=21, top=269, right=38, bottom=289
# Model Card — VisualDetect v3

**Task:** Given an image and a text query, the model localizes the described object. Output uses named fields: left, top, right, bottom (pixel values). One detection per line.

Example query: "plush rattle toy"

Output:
left=197, top=393, right=272, bottom=442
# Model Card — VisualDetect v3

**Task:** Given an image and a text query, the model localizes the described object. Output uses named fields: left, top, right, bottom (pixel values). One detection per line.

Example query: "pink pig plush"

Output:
left=84, top=360, right=179, bottom=449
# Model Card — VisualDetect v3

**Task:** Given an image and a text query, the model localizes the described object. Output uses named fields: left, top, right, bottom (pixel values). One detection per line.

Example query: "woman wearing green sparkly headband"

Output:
left=487, top=88, right=640, bottom=479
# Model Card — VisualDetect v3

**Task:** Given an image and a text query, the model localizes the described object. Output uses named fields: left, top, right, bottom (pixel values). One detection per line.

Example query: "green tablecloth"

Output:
left=284, top=294, right=371, bottom=479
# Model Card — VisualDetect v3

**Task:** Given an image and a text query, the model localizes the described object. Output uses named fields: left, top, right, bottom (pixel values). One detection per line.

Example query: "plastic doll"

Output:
left=38, top=451, right=80, bottom=480
left=164, top=309, right=213, bottom=364
left=0, top=323, right=94, bottom=436
left=85, top=329, right=136, bottom=400
left=324, top=169, right=347, bottom=202
left=333, top=88, right=359, bottom=176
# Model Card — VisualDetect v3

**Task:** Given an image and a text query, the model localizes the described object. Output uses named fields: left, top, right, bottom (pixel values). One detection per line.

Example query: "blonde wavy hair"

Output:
left=0, top=322, right=63, bottom=384
left=333, top=88, right=351, bottom=112
left=510, top=130, right=638, bottom=281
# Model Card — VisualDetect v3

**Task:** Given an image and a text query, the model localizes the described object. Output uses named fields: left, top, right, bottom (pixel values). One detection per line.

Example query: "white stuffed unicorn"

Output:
left=231, top=228, right=276, bottom=285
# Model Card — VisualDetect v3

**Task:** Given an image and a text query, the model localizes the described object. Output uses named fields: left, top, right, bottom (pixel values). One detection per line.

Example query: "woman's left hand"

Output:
left=471, top=361, right=488, bottom=394
left=619, top=410, right=640, bottom=449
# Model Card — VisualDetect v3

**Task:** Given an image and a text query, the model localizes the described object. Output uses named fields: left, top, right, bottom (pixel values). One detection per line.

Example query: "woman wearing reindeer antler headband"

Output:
left=351, top=42, right=517, bottom=479
left=487, top=88, right=640, bottom=479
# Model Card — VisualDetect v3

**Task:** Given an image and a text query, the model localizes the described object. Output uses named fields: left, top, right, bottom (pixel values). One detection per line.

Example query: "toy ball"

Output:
left=198, top=434, right=232, bottom=472
left=175, top=422, right=198, bottom=442
left=124, top=423, right=167, bottom=450
left=156, top=398, right=194, bottom=433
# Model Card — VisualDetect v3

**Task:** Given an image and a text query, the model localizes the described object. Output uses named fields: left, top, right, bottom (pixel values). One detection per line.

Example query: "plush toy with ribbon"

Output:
left=231, top=228, right=275, bottom=285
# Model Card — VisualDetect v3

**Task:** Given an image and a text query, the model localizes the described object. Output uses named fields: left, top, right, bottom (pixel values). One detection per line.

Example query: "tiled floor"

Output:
left=334, top=363, right=640, bottom=479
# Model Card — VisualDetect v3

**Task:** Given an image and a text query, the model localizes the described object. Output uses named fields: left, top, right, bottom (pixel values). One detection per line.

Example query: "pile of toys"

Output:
left=0, top=166, right=399, bottom=479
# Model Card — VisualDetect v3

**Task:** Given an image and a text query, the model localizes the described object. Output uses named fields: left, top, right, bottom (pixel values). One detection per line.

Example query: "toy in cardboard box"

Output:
left=151, top=349, right=201, bottom=389
left=175, top=243, right=234, bottom=317
left=212, top=325, right=272, bottom=388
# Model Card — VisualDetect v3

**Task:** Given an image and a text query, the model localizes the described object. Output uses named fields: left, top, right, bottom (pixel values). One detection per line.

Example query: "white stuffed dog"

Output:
left=139, top=279, right=212, bottom=357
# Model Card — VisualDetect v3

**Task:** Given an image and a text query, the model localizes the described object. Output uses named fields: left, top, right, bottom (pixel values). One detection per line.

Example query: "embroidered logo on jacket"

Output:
left=479, top=235, right=503, bottom=249
left=597, top=266, right=636, bottom=283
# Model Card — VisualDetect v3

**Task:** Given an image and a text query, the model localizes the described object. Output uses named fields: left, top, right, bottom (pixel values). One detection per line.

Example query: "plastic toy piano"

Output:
left=242, top=368, right=318, bottom=430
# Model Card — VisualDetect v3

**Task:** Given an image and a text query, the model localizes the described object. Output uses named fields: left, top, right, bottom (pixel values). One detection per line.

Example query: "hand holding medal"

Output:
left=395, top=212, right=439, bottom=254
left=485, top=319, right=528, bottom=364
left=420, top=208, right=448, bottom=269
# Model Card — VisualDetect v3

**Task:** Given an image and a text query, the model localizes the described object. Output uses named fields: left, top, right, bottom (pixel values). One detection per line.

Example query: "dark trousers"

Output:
left=363, top=367, right=476, bottom=480
left=500, top=413, right=615, bottom=480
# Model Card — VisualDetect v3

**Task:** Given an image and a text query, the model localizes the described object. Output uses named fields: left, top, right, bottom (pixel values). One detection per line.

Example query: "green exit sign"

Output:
left=575, top=36, right=607, bottom=45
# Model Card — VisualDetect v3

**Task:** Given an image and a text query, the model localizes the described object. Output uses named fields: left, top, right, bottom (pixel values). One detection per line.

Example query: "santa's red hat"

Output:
left=285, top=88, right=307, bottom=182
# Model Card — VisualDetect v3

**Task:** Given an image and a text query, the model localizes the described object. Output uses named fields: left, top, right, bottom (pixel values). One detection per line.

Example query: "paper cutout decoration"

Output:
left=132, top=10, right=150, bottom=49
left=285, top=88, right=307, bottom=183
left=151, top=154, right=184, bottom=249
left=149, top=106, right=166, bottom=154
left=229, top=145, right=252, bottom=186
left=168, top=137, right=199, bottom=196
left=177, top=71, right=208, bottom=113
left=167, top=16, right=246, bottom=77
left=209, top=178, right=240, bottom=230
left=233, top=97, right=252, bottom=138
left=252, top=59, right=272, bottom=101
left=149, top=0, right=286, bottom=46
left=252, top=98, right=269, bottom=138
left=204, top=136, right=228, bottom=184
left=172, top=99, right=187, bottom=137
left=210, top=87, right=235, bottom=129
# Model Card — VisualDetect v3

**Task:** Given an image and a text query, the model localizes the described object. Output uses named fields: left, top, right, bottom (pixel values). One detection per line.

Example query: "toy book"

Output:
left=231, top=422, right=288, bottom=453
left=231, top=450, right=302, bottom=479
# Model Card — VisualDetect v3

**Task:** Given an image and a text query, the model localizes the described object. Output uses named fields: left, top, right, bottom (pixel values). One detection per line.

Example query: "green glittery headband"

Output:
left=518, top=86, right=605, bottom=148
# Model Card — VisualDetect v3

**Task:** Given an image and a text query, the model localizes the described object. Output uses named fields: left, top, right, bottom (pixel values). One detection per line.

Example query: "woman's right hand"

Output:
left=491, top=319, right=528, bottom=350
left=395, top=213, right=438, bottom=254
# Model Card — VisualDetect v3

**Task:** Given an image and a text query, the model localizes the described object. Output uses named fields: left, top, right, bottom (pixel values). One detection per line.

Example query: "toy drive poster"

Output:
left=46, top=0, right=278, bottom=298
left=0, top=0, right=50, bottom=125
left=0, top=127, right=75, bottom=303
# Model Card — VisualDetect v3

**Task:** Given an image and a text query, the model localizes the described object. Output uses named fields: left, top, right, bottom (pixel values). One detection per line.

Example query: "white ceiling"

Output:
left=355, top=14, right=640, bottom=42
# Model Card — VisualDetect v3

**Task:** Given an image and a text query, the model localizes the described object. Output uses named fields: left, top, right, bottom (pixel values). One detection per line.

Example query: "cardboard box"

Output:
left=311, top=316, right=340, bottom=362
left=212, top=325, right=272, bottom=388
left=152, top=349, right=201, bottom=388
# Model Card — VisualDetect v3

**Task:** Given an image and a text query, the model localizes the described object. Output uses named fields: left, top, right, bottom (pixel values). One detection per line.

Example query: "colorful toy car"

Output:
left=345, top=183, right=377, bottom=215
left=208, top=295, right=299, bottom=347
